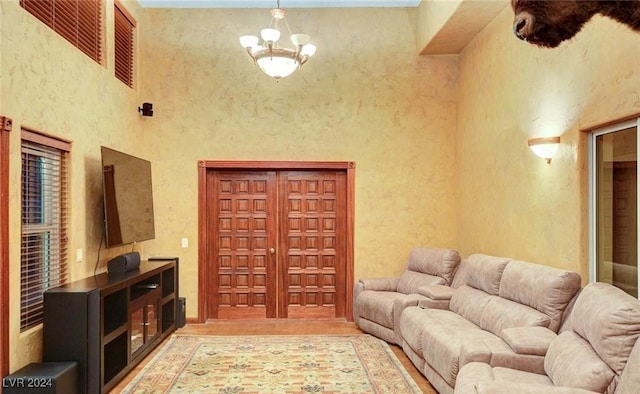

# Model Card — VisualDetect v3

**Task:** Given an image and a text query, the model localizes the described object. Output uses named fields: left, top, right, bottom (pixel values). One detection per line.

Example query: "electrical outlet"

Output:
left=181, top=238, right=188, bottom=248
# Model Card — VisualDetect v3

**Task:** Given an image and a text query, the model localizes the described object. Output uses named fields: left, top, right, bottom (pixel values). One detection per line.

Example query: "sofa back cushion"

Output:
left=450, top=258, right=470, bottom=289
left=404, top=247, right=461, bottom=285
left=498, top=260, right=582, bottom=332
left=450, top=286, right=492, bottom=326
left=451, top=286, right=550, bottom=335
left=479, top=296, right=551, bottom=335
left=567, top=282, right=640, bottom=375
left=545, top=331, right=615, bottom=392
left=463, top=254, right=510, bottom=295
left=397, top=271, right=446, bottom=294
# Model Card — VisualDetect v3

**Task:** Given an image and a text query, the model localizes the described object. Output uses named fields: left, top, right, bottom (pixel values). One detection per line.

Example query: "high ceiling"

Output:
left=137, top=0, right=421, bottom=7
left=136, top=0, right=511, bottom=55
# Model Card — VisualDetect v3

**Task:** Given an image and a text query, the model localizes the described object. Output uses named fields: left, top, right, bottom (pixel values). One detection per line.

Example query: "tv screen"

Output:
left=101, top=146, right=155, bottom=248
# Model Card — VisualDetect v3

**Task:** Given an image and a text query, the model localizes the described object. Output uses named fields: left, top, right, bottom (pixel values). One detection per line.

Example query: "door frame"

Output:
left=197, top=161, right=356, bottom=323
left=588, top=115, right=640, bottom=296
left=1, top=116, right=12, bottom=377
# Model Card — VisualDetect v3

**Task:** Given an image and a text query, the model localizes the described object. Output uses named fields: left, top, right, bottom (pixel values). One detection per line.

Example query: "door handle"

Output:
left=269, top=248, right=276, bottom=254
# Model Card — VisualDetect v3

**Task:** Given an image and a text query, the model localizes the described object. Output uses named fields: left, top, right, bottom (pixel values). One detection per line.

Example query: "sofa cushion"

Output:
left=479, top=296, right=551, bottom=336
left=405, top=247, right=461, bottom=285
left=498, top=260, right=581, bottom=332
left=422, top=322, right=506, bottom=387
left=544, top=331, right=614, bottom=392
left=464, top=254, right=510, bottom=295
left=568, top=282, right=640, bottom=375
left=455, top=362, right=554, bottom=394
left=398, top=306, right=435, bottom=356
left=355, top=291, right=404, bottom=329
left=492, top=366, right=554, bottom=386
left=450, top=286, right=493, bottom=327
left=397, top=271, right=446, bottom=294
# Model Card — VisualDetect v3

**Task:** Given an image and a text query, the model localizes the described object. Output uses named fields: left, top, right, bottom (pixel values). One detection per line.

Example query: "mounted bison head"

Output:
left=512, top=0, right=640, bottom=48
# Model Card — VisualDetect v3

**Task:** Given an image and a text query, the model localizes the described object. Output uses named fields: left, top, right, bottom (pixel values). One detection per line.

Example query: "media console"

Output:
left=42, top=258, right=179, bottom=394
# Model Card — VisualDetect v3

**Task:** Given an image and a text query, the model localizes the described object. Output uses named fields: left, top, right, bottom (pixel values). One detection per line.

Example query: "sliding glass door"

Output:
left=590, top=118, right=640, bottom=298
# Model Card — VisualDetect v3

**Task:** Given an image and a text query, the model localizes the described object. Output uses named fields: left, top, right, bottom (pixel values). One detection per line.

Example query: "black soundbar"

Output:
left=107, top=252, right=141, bottom=273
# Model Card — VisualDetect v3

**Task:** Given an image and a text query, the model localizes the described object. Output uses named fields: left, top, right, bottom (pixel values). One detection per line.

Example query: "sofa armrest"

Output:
left=415, top=284, right=454, bottom=310
left=358, top=277, right=399, bottom=292
left=499, top=327, right=557, bottom=356
left=474, top=382, right=599, bottom=394
left=417, top=298, right=451, bottom=310
left=418, top=284, right=455, bottom=300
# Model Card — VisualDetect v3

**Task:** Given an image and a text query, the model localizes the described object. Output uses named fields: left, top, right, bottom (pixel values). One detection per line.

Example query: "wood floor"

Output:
left=110, top=320, right=437, bottom=393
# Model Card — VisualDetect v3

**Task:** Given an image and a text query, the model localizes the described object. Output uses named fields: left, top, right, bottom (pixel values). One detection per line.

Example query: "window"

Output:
left=589, top=117, right=640, bottom=298
left=114, top=1, right=135, bottom=87
left=19, top=0, right=102, bottom=64
left=20, top=130, right=70, bottom=331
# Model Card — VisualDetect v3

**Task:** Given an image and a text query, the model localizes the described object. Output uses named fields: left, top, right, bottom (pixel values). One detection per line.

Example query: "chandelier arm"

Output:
left=283, top=15, right=293, bottom=36
left=268, top=43, right=275, bottom=60
left=245, top=48, right=257, bottom=64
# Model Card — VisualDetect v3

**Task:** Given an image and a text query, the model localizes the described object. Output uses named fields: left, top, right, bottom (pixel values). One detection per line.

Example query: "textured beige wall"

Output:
left=1, top=0, right=145, bottom=372
left=456, top=9, right=640, bottom=280
left=136, top=7, right=460, bottom=318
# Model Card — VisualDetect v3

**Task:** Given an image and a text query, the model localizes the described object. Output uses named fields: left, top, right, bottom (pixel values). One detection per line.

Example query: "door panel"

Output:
left=208, top=171, right=278, bottom=319
left=206, top=168, right=347, bottom=320
left=279, top=171, right=347, bottom=319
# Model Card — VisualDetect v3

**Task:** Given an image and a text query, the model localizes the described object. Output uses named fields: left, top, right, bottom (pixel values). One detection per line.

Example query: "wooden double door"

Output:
left=200, top=163, right=353, bottom=321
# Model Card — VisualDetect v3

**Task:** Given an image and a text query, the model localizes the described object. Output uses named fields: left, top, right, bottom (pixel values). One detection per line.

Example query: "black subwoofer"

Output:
left=107, top=252, right=140, bottom=273
left=177, top=297, right=186, bottom=328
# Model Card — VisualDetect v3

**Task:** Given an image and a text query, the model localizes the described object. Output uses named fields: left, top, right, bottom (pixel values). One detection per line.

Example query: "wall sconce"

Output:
left=138, top=102, right=153, bottom=117
left=528, top=137, right=560, bottom=164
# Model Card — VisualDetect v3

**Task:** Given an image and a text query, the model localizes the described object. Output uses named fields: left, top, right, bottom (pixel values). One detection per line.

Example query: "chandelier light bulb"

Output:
left=239, top=35, right=259, bottom=48
left=300, top=43, right=316, bottom=57
left=261, top=28, right=281, bottom=43
left=291, top=33, right=310, bottom=47
left=257, top=55, right=298, bottom=79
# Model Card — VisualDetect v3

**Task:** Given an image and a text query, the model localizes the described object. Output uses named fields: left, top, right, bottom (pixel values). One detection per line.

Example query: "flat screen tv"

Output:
left=101, top=146, right=155, bottom=248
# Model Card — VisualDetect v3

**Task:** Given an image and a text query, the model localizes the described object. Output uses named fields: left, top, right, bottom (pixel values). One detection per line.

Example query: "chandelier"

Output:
left=239, top=1, right=316, bottom=80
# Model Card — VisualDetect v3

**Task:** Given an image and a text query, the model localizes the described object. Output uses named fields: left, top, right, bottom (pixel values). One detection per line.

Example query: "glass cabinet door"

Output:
left=130, top=307, right=144, bottom=355
left=130, top=299, right=159, bottom=357
left=146, top=302, right=158, bottom=341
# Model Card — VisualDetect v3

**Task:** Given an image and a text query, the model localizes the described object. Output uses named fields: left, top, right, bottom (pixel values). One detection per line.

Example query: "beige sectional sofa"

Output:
left=353, top=248, right=640, bottom=394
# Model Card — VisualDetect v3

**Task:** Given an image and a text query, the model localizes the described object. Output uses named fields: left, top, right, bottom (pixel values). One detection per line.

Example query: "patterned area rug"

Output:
left=122, top=334, right=422, bottom=393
